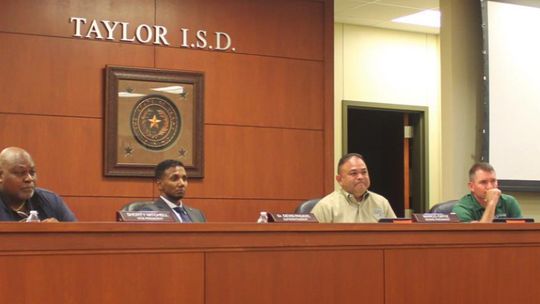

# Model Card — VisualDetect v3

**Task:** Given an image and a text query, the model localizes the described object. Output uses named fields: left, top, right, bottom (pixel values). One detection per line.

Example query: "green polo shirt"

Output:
left=452, top=193, right=522, bottom=222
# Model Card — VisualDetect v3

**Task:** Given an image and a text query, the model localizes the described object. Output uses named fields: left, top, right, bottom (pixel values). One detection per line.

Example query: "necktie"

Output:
left=173, top=206, right=192, bottom=223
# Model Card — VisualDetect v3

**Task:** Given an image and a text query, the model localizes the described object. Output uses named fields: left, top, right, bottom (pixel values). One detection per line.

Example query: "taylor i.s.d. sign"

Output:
left=69, top=17, right=236, bottom=52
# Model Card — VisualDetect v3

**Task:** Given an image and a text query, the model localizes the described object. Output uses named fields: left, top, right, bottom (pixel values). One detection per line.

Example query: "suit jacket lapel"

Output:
left=155, top=197, right=203, bottom=222
left=153, top=198, right=173, bottom=211
left=185, top=207, right=203, bottom=222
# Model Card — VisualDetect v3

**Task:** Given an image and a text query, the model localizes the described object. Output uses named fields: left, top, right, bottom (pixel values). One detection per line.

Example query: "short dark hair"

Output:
left=337, top=153, right=365, bottom=173
left=468, top=162, right=495, bottom=181
left=155, top=159, right=185, bottom=180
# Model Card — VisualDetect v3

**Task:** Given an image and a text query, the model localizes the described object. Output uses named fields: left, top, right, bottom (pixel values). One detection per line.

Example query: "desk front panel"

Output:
left=206, top=249, right=383, bottom=304
left=1, top=223, right=540, bottom=304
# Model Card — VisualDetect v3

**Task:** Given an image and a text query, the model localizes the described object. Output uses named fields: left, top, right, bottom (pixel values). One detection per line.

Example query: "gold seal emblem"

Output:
left=130, top=95, right=181, bottom=150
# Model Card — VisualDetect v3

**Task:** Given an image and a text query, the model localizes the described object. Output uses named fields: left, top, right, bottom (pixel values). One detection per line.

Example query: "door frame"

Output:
left=342, top=100, right=430, bottom=213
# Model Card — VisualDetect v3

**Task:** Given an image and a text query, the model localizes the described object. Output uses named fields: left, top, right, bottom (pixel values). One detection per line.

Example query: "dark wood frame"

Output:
left=104, top=66, right=204, bottom=178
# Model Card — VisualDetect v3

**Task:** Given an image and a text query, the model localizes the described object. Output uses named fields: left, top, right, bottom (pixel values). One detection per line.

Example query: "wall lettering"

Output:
left=69, top=17, right=236, bottom=52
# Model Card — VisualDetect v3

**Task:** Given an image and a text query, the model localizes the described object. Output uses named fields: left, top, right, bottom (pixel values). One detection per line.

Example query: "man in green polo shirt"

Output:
left=452, top=162, right=522, bottom=223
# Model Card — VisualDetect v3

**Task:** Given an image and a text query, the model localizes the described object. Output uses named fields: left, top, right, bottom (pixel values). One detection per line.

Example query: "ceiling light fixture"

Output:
left=392, top=9, right=440, bottom=28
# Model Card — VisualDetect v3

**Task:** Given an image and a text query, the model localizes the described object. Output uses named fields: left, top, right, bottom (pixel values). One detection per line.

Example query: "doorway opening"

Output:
left=342, top=101, right=429, bottom=217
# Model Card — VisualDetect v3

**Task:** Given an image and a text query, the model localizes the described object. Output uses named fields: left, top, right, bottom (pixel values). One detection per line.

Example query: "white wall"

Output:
left=335, top=1, right=540, bottom=218
left=439, top=0, right=483, bottom=203
left=334, top=23, right=442, bottom=208
left=439, top=0, right=540, bottom=220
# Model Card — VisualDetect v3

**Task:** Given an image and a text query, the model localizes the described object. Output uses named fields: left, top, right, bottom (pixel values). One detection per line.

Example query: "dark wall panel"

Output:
left=153, top=125, right=324, bottom=199
left=157, top=0, right=324, bottom=60
left=65, top=196, right=152, bottom=222
left=0, top=114, right=153, bottom=197
left=206, top=250, right=384, bottom=304
left=0, top=0, right=155, bottom=37
left=0, top=0, right=332, bottom=221
left=156, top=47, right=324, bottom=129
left=1, top=0, right=323, bottom=60
left=0, top=252, right=204, bottom=303
left=0, top=33, right=154, bottom=117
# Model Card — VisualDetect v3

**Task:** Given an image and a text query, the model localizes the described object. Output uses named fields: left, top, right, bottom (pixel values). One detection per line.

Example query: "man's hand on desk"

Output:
left=42, top=218, right=59, bottom=223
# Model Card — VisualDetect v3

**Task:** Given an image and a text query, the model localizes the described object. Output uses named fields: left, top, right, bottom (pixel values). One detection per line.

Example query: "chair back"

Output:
left=295, top=199, right=321, bottom=214
left=120, top=201, right=156, bottom=211
left=429, top=200, right=458, bottom=214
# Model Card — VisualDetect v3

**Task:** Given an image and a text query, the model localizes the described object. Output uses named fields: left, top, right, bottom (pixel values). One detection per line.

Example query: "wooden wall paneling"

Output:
left=206, top=250, right=384, bottom=304
left=183, top=198, right=304, bottom=222
left=1, top=0, right=325, bottom=60
left=0, top=0, right=332, bottom=222
left=1, top=223, right=540, bottom=255
left=385, top=247, right=540, bottom=304
left=0, top=33, right=154, bottom=117
left=165, top=125, right=324, bottom=199
left=0, top=0, right=155, bottom=38
left=0, top=114, right=153, bottom=198
left=65, top=196, right=156, bottom=222
left=323, top=0, right=334, bottom=193
left=155, top=47, right=324, bottom=130
left=157, top=0, right=324, bottom=60
left=2, top=224, right=540, bottom=304
left=0, top=253, right=204, bottom=304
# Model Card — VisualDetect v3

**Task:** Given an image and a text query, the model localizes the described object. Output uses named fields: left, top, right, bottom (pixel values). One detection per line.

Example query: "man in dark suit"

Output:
left=0, top=147, right=76, bottom=222
left=151, top=159, right=206, bottom=222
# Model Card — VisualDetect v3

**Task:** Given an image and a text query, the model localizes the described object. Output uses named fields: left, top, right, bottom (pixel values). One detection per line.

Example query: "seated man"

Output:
left=150, top=159, right=206, bottom=222
left=452, top=162, right=522, bottom=223
left=312, top=153, right=396, bottom=223
left=0, top=147, right=76, bottom=222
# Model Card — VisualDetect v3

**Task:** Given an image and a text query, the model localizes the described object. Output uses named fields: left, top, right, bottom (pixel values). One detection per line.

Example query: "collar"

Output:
left=340, top=188, right=370, bottom=204
left=0, top=191, right=38, bottom=220
left=160, top=195, right=184, bottom=209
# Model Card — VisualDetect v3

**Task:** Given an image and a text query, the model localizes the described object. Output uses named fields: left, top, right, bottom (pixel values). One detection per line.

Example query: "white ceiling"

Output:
left=335, top=0, right=440, bottom=34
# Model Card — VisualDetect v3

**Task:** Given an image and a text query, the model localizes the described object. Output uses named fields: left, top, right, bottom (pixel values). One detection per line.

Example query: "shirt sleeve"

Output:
left=311, top=200, right=332, bottom=223
left=39, top=190, right=77, bottom=222
left=452, top=204, right=474, bottom=222
left=52, top=195, right=77, bottom=222
left=384, top=199, right=397, bottom=218
left=506, top=196, right=523, bottom=218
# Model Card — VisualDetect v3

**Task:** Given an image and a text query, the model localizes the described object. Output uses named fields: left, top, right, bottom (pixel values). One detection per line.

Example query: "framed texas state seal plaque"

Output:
left=104, top=66, right=204, bottom=178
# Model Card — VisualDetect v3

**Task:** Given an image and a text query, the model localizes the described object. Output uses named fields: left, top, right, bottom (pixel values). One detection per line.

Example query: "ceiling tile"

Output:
left=376, top=20, right=440, bottom=34
left=334, top=0, right=440, bottom=34
left=335, top=16, right=382, bottom=27
left=334, top=0, right=372, bottom=13
left=376, top=0, right=439, bottom=10
left=338, top=3, right=420, bottom=20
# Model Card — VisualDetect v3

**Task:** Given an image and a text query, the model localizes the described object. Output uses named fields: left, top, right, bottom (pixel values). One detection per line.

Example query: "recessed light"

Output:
left=392, top=9, right=440, bottom=28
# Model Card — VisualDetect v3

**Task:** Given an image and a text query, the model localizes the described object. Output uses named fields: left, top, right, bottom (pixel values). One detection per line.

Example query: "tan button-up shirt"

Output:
left=311, top=188, right=396, bottom=223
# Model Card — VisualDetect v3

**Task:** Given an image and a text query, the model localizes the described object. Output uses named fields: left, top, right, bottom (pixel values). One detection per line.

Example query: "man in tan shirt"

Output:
left=311, top=153, right=396, bottom=223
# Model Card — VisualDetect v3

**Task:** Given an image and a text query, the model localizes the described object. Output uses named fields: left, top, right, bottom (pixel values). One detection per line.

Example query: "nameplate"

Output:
left=268, top=213, right=318, bottom=223
left=117, top=211, right=177, bottom=222
left=412, top=213, right=460, bottom=223
left=493, top=218, right=535, bottom=223
left=378, top=218, right=413, bottom=224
